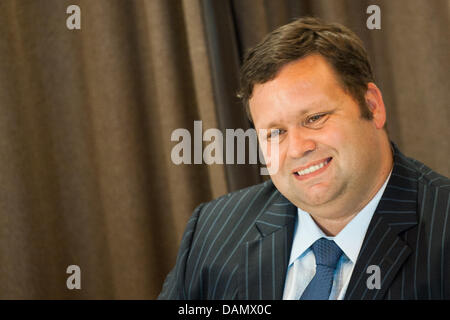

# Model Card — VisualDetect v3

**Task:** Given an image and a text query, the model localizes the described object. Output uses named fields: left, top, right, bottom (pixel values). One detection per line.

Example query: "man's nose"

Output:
left=286, top=128, right=316, bottom=159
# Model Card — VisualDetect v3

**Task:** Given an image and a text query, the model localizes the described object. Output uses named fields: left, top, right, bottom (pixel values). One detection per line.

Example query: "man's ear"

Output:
left=365, top=83, right=386, bottom=129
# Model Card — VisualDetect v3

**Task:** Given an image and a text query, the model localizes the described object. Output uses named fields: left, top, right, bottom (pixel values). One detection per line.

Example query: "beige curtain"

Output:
left=0, top=0, right=448, bottom=299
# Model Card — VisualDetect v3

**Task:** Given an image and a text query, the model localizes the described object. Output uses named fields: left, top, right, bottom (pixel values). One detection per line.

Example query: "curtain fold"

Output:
left=202, top=0, right=262, bottom=191
left=0, top=0, right=448, bottom=298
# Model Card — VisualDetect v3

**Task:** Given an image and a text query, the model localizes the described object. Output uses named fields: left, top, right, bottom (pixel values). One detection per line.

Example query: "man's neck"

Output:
left=310, top=211, right=360, bottom=236
left=308, top=146, right=394, bottom=236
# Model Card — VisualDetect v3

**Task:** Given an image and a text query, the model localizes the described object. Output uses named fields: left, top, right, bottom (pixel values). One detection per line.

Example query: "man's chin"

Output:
left=275, top=180, right=335, bottom=207
left=290, top=186, right=337, bottom=208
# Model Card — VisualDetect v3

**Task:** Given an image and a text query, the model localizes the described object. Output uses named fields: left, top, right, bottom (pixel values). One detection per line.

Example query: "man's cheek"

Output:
left=258, top=133, right=281, bottom=175
left=266, top=143, right=281, bottom=175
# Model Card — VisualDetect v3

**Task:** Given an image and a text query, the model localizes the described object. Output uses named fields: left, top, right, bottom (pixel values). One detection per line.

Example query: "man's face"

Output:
left=249, top=54, right=386, bottom=216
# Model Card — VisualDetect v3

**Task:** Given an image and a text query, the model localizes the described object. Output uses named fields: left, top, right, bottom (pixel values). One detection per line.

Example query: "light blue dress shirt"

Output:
left=282, top=172, right=391, bottom=300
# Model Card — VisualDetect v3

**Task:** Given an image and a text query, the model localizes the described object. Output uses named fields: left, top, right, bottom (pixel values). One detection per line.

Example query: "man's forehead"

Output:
left=275, top=54, right=336, bottom=81
left=251, top=56, right=340, bottom=99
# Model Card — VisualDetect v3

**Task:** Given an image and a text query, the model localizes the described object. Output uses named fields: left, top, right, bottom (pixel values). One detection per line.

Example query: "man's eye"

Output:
left=268, top=129, right=284, bottom=139
left=304, top=113, right=330, bottom=127
left=307, top=114, right=325, bottom=123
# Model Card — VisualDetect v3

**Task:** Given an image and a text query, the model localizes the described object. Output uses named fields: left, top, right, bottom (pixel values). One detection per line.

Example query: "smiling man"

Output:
left=249, top=54, right=393, bottom=238
left=159, top=17, right=449, bottom=300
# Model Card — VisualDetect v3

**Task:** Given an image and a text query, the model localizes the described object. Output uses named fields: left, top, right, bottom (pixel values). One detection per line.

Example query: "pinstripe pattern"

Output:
left=344, top=145, right=450, bottom=300
left=158, top=145, right=450, bottom=300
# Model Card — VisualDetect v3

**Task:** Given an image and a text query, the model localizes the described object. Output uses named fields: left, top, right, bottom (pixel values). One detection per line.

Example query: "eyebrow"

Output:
left=261, top=102, right=328, bottom=129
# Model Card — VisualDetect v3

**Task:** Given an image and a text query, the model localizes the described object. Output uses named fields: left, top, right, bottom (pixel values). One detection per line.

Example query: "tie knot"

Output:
left=311, top=238, right=343, bottom=268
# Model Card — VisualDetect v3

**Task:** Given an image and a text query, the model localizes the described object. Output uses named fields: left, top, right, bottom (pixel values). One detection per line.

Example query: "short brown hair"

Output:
left=238, top=17, right=375, bottom=122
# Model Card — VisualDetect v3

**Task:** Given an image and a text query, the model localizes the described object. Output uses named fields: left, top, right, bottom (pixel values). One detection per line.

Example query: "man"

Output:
left=159, top=17, right=449, bottom=300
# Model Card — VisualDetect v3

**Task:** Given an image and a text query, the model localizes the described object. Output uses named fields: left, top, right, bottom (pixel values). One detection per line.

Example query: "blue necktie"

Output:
left=300, top=238, right=343, bottom=300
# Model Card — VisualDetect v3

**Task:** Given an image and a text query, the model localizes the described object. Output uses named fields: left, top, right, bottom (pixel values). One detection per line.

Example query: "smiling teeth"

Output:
left=296, top=159, right=330, bottom=176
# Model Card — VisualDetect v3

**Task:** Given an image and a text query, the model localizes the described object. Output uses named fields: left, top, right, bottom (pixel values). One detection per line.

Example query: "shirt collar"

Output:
left=288, top=171, right=392, bottom=266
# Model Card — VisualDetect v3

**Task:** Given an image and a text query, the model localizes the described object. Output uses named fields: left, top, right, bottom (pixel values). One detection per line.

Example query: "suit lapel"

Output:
left=239, top=145, right=419, bottom=300
left=240, top=191, right=297, bottom=299
left=345, top=146, right=419, bottom=300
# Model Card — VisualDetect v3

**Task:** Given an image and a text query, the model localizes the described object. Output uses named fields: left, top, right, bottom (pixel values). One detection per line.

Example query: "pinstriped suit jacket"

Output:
left=158, top=145, right=450, bottom=300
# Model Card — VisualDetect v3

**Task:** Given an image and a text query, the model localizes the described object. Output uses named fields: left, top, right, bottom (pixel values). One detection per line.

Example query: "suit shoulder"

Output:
left=399, top=154, right=450, bottom=191
left=206, top=179, right=276, bottom=207
left=195, top=180, right=278, bottom=220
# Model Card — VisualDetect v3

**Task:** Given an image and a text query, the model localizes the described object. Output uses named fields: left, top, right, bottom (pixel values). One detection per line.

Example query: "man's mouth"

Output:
left=293, top=157, right=332, bottom=179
